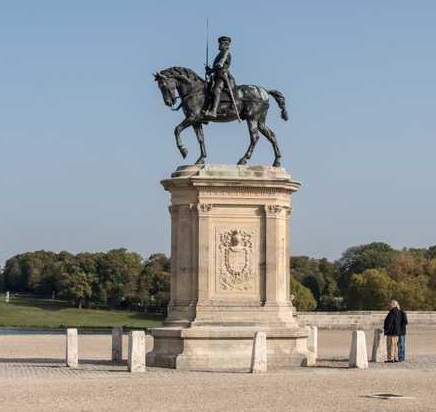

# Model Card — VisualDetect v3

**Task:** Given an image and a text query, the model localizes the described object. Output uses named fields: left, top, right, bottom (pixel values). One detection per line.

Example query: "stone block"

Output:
left=251, top=331, right=267, bottom=373
left=66, top=328, right=78, bottom=368
left=348, top=330, right=368, bottom=369
left=307, top=325, right=318, bottom=358
left=371, top=328, right=387, bottom=362
left=148, top=325, right=310, bottom=371
left=112, top=327, right=123, bottom=363
left=128, top=331, right=146, bottom=372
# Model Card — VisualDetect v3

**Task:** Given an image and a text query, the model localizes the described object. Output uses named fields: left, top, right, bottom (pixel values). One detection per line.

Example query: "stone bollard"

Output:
left=66, top=328, right=79, bottom=368
left=5, top=291, right=10, bottom=303
left=307, top=326, right=318, bottom=359
left=128, top=331, right=146, bottom=372
left=371, top=328, right=387, bottom=362
left=112, top=327, right=123, bottom=363
left=250, top=331, right=267, bottom=373
left=348, top=330, right=368, bottom=369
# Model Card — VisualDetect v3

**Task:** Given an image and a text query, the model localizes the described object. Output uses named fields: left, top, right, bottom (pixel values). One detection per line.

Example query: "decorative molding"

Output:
left=264, top=205, right=292, bottom=217
left=189, top=203, right=213, bottom=213
left=217, top=228, right=256, bottom=292
left=200, top=187, right=291, bottom=198
left=266, top=204, right=283, bottom=215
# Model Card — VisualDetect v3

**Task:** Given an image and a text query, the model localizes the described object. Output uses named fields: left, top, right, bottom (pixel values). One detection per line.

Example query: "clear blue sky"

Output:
left=1, top=0, right=435, bottom=267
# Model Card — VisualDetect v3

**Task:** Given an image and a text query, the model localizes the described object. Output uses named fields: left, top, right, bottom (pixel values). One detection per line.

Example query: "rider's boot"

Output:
left=205, top=96, right=219, bottom=118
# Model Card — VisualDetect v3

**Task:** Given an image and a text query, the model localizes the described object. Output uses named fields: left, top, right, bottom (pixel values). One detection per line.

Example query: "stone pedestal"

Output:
left=371, top=328, right=387, bottom=362
left=66, top=328, right=78, bottom=368
left=112, top=327, right=123, bottom=363
left=128, top=331, right=146, bottom=372
left=307, top=325, right=318, bottom=360
left=251, top=331, right=267, bottom=373
left=147, top=165, right=313, bottom=370
left=349, top=330, right=369, bottom=369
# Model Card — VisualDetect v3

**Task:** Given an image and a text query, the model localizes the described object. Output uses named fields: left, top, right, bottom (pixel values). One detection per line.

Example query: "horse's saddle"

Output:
left=203, top=74, right=241, bottom=118
left=219, top=87, right=237, bottom=103
left=206, top=74, right=238, bottom=102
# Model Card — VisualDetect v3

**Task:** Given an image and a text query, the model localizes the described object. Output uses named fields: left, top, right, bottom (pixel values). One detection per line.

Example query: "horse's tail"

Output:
left=267, top=90, right=289, bottom=121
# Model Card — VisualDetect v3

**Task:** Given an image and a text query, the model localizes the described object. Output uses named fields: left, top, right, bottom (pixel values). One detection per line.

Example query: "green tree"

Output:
left=97, top=249, right=143, bottom=308
left=385, top=248, right=435, bottom=310
left=426, top=245, right=436, bottom=260
left=386, top=249, right=425, bottom=282
left=337, top=242, right=396, bottom=294
left=395, top=275, right=433, bottom=310
left=75, top=252, right=102, bottom=304
left=347, top=268, right=397, bottom=309
left=141, top=253, right=171, bottom=312
left=2, top=256, right=21, bottom=291
left=57, top=264, right=95, bottom=309
left=290, top=256, right=339, bottom=309
left=2, top=251, right=58, bottom=294
left=289, top=275, right=317, bottom=311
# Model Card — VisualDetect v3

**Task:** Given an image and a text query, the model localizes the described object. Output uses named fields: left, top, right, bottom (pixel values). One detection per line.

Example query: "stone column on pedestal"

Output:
left=147, top=164, right=312, bottom=371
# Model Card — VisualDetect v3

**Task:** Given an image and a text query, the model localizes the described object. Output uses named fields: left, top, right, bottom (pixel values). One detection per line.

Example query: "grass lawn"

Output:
left=0, top=295, right=164, bottom=330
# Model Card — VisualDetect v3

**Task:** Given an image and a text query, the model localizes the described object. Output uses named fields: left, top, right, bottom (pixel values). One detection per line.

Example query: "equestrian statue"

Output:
left=154, top=36, right=289, bottom=167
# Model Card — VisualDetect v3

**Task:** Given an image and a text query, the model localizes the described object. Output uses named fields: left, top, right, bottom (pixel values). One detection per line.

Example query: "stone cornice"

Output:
left=162, top=164, right=301, bottom=194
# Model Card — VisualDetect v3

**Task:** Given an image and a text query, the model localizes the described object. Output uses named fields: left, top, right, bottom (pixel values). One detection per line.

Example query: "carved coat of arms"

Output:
left=218, top=229, right=254, bottom=292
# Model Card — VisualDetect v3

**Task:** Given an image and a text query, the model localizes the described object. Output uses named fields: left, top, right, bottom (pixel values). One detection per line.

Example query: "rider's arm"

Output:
left=214, top=50, right=229, bottom=69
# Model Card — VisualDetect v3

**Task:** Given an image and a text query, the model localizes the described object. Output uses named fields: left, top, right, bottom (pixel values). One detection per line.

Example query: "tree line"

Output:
left=290, top=242, right=436, bottom=311
left=1, top=242, right=435, bottom=311
left=0, top=249, right=170, bottom=312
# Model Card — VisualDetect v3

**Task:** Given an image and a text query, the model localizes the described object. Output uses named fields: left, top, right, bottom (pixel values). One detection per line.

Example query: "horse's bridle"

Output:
left=157, top=70, right=205, bottom=112
left=169, top=83, right=205, bottom=112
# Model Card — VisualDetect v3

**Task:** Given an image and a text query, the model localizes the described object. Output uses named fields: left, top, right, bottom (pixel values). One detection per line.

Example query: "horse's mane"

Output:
left=160, top=66, right=204, bottom=83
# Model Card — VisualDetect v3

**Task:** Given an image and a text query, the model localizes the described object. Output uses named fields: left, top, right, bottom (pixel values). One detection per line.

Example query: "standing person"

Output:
left=398, top=305, right=408, bottom=362
left=383, top=300, right=401, bottom=362
left=205, top=36, right=233, bottom=118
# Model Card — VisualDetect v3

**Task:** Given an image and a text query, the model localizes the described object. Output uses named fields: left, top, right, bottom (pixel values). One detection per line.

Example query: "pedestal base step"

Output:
left=147, top=325, right=314, bottom=371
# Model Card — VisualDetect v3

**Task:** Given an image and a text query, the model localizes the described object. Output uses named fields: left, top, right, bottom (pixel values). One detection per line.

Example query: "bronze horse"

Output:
left=154, top=66, right=289, bottom=167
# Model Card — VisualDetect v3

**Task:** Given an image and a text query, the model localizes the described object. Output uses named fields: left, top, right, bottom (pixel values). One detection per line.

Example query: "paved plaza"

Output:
left=0, top=328, right=435, bottom=412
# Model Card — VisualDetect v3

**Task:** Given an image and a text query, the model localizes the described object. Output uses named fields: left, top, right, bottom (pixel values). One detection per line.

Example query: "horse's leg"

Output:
left=258, top=120, right=282, bottom=167
left=193, top=123, right=207, bottom=164
left=174, top=118, right=193, bottom=159
left=237, top=119, right=259, bottom=165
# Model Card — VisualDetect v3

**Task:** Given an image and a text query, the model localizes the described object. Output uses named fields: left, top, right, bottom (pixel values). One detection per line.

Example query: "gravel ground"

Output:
left=0, top=327, right=435, bottom=412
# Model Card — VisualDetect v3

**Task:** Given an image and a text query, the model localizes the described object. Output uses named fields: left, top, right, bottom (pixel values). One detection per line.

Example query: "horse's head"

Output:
left=154, top=72, right=178, bottom=108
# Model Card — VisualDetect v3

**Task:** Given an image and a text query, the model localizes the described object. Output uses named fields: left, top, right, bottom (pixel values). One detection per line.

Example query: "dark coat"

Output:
left=384, top=307, right=401, bottom=336
left=399, top=309, right=408, bottom=335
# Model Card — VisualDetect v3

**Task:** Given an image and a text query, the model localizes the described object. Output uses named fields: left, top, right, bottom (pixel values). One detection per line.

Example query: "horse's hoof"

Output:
left=195, top=158, right=205, bottom=165
left=272, top=161, right=281, bottom=167
left=237, top=158, right=247, bottom=165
